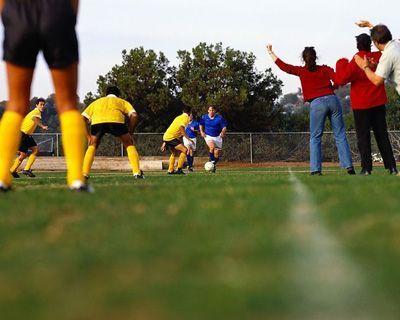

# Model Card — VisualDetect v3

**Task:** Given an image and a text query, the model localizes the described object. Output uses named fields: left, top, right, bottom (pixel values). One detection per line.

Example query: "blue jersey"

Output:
left=199, top=114, right=227, bottom=137
left=185, top=120, right=200, bottom=139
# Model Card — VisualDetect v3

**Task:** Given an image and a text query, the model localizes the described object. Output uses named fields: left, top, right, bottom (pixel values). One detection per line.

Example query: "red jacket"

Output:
left=275, top=58, right=337, bottom=102
left=336, top=51, right=387, bottom=109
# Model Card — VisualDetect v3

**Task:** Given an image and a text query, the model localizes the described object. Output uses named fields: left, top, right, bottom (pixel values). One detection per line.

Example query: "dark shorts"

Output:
left=2, top=0, right=79, bottom=68
left=164, top=139, right=183, bottom=150
left=91, top=123, right=129, bottom=138
left=19, top=133, right=37, bottom=153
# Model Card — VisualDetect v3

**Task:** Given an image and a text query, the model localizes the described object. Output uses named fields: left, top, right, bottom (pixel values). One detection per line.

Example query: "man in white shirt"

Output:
left=354, top=21, right=400, bottom=95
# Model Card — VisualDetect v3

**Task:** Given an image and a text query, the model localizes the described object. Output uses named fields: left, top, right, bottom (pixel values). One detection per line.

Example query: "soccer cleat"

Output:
left=83, top=174, right=90, bottom=181
left=167, top=171, right=175, bottom=175
left=11, top=171, right=20, bottom=178
left=175, top=168, right=185, bottom=175
left=21, top=169, right=36, bottom=178
left=134, top=170, right=145, bottom=179
left=69, top=180, right=94, bottom=193
left=347, top=167, right=356, bottom=175
left=188, top=166, right=194, bottom=172
left=310, top=171, right=322, bottom=176
left=360, top=169, right=371, bottom=176
left=0, top=181, right=11, bottom=193
left=389, top=168, right=398, bottom=175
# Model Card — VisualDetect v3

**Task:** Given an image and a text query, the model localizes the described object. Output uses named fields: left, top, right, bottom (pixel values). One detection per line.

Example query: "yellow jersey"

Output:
left=163, top=113, right=190, bottom=141
left=82, top=95, right=136, bottom=125
left=20, top=108, right=42, bottom=135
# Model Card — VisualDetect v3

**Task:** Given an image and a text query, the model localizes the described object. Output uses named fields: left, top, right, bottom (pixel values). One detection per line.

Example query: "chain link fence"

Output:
left=33, top=131, right=400, bottom=163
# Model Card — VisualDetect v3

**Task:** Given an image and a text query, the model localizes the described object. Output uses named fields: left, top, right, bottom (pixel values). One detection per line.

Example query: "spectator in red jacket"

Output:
left=267, top=44, right=354, bottom=175
left=336, top=33, right=397, bottom=175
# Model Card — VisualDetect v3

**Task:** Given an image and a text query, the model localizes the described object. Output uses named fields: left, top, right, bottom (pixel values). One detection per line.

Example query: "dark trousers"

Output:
left=353, top=105, right=396, bottom=171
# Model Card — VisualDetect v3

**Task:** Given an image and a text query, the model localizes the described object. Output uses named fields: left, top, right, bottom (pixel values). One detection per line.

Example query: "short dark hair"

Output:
left=371, top=24, right=392, bottom=45
left=106, top=86, right=121, bottom=97
left=182, top=105, right=192, bottom=114
left=356, top=33, right=372, bottom=52
left=36, top=98, right=45, bottom=105
left=208, top=105, right=217, bottom=110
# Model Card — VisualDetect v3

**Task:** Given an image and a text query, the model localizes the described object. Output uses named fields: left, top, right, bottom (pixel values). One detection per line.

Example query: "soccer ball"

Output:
left=204, top=161, right=215, bottom=172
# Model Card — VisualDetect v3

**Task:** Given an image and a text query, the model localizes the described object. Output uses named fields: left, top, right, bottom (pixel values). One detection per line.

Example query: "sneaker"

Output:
left=0, top=181, right=11, bottom=193
left=21, top=169, right=36, bottom=178
left=310, top=171, right=322, bottom=176
left=175, top=168, right=185, bottom=175
left=134, top=170, right=145, bottom=179
left=347, top=167, right=356, bottom=175
left=389, top=168, right=398, bottom=175
left=360, top=169, right=371, bottom=176
left=188, top=166, right=194, bottom=172
left=11, top=171, right=20, bottom=178
left=69, top=180, right=94, bottom=193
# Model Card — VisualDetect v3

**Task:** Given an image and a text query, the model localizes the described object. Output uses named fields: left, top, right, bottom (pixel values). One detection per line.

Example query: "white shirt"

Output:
left=376, top=40, right=400, bottom=94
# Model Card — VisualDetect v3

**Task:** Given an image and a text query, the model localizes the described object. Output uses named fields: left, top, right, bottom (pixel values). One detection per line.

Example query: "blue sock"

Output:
left=209, top=152, right=215, bottom=162
left=187, top=155, right=193, bottom=167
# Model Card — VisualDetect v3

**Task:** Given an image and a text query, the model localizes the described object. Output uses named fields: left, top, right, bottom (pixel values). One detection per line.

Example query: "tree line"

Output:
left=1, top=42, right=399, bottom=132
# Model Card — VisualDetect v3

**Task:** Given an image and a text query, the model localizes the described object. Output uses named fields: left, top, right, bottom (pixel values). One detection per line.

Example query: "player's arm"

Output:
left=128, top=112, right=139, bottom=134
left=267, top=44, right=301, bottom=76
left=161, top=142, right=167, bottom=152
left=199, top=125, right=206, bottom=138
left=220, top=127, right=227, bottom=138
left=180, top=126, right=194, bottom=143
left=33, top=116, right=48, bottom=131
left=354, top=55, right=385, bottom=86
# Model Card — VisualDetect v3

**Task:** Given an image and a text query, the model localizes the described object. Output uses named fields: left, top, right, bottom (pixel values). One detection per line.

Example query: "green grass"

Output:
left=1, top=168, right=400, bottom=319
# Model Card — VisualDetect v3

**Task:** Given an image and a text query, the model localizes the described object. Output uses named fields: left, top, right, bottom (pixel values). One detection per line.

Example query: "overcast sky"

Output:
left=0, top=0, right=399, bottom=101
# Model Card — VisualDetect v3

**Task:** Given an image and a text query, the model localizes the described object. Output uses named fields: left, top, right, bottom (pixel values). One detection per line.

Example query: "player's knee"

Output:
left=19, top=153, right=28, bottom=160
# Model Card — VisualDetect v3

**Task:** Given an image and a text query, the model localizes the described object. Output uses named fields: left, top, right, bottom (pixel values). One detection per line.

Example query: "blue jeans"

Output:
left=309, top=95, right=353, bottom=172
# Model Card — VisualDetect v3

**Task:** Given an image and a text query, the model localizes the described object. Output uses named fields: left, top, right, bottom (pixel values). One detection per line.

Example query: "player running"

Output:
left=0, top=0, right=89, bottom=192
left=161, top=106, right=193, bottom=175
left=10, top=98, right=48, bottom=178
left=82, top=86, right=144, bottom=179
left=183, top=118, right=200, bottom=172
left=199, top=106, right=227, bottom=173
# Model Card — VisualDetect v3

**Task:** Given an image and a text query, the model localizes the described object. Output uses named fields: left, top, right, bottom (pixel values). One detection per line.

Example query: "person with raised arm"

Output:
left=267, top=44, right=354, bottom=175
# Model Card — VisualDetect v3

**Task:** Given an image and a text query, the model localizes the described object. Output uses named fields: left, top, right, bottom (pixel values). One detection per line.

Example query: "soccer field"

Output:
left=1, top=168, right=400, bottom=320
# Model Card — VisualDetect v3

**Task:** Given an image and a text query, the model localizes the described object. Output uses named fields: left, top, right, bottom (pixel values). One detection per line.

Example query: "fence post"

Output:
left=250, top=133, right=253, bottom=164
left=121, top=142, right=124, bottom=157
left=56, top=133, right=59, bottom=157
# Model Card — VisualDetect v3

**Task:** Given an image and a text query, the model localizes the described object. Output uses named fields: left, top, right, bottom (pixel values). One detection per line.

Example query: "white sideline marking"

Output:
left=288, top=170, right=384, bottom=320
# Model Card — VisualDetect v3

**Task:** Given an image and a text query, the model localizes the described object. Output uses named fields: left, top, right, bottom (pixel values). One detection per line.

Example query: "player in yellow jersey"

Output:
left=161, top=106, right=194, bottom=175
left=10, top=98, right=48, bottom=178
left=0, top=0, right=89, bottom=192
left=82, top=86, right=144, bottom=179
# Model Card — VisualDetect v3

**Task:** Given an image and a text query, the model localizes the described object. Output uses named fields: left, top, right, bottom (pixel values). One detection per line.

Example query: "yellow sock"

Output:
left=168, top=153, right=175, bottom=172
left=24, top=154, right=36, bottom=171
left=59, top=110, right=85, bottom=186
left=10, top=158, right=23, bottom=173
left=126, top=145, right=140, bottom=175
left=177, top=152, right=186, bottom=169
left=83, top=145, right=96, bottom=176
left=0, top=111, right=23, bottom=185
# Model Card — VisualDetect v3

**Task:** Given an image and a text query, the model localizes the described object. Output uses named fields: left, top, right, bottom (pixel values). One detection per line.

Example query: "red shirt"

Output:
left=275, top=58, right=337, bottom=102
left=335, top=51, right=387, bottom=110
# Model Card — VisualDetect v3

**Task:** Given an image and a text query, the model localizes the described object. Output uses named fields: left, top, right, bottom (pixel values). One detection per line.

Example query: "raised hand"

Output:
left=355, top=20, right=374, bottom=29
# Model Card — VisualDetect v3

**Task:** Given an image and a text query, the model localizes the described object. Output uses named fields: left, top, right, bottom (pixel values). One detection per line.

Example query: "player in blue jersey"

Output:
left=183, top=118, right=200, bottom=172
left=199, top=106, right=228, bottom=172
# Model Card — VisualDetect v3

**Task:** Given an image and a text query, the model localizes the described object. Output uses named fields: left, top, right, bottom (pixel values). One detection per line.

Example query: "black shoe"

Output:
left=167, top=171, right=175, bottom=175
left=360, top=169, right=371, bottom=176
left=11, top=171, right=20, bottom=178
left=389, top=168, right=398, bottom=175
left=310, top=171, right=322, bottom=176
left=134, top=170, right=145, bottom=179
left=0, top=182, right=11, bottom=193
left=347, top=167, right=356, bottom=175
left=69, top=181, right=94, bottom=193
left=175, top=168, right=185, bottom=175
left=188, top=166, right=194, bottom=172
left=22, top=169, right=36, bottom=178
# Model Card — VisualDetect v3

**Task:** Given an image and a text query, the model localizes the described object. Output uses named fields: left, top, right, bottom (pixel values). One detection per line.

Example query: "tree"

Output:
left=84, top=47, right=178, bottom=131
left=176, top=43, right=283, bottom=131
